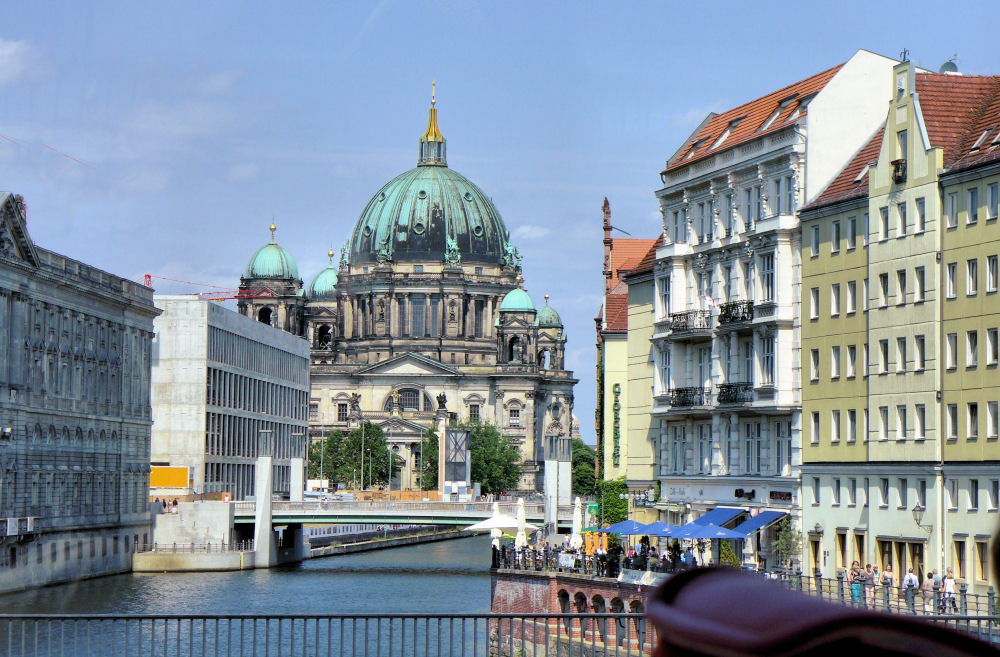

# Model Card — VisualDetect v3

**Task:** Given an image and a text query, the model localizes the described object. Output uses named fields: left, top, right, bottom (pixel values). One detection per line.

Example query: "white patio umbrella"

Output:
left=465, top=502, right=539, bottom=534
left=568, top=496, right=583, bottom=550
left=515, top=498, right=529, bottom=549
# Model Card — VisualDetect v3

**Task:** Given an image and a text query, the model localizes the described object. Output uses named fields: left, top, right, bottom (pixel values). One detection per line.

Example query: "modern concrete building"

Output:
left=0, top=192, right=158, bottom=594
left=150, top=296, right=310, bottom=501
left=232, top=91, right=578, bottom=493
left=643, top=49, right=897, bottom=568
left=800, top=57, right=1000, bottom=593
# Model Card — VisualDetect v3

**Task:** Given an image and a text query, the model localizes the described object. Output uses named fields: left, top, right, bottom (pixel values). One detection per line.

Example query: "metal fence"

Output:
left=135, top=541, right=255, bottom=554
left=0, top=613, right=657, bottom=657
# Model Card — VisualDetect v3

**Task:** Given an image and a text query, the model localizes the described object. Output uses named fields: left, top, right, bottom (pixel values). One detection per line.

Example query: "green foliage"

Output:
left=304, top=422, right=402, bottom=489
left=417, top=421, right=522, bottom=494
left=571, top=439, right=596, bottom=495
left=773, top=517, right=803, bottom=571
left=596, top=477, right=628, bottom=525
left=719, top=541, right=742, bottom=567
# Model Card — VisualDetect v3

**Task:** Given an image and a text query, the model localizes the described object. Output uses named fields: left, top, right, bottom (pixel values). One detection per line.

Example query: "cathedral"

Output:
left=235, top=89, right=578, bottom=492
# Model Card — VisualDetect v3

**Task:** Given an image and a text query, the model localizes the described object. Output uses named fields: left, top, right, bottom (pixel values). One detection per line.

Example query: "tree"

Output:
left=417, top=421, right=522, bottom=494
left=596, top=477, right=628, bottom=525
left=571, top=439, right=596, bottom=495
left=305, top=422, right=402, bottom=489
left=772, top=517, right=803, bottom=572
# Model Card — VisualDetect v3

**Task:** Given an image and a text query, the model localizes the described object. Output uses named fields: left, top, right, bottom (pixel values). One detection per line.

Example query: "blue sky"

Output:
left=2, top=1, right=996, bottom=444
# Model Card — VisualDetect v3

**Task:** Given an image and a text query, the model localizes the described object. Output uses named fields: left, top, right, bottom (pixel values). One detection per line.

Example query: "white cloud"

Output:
left=512, top=224, right=550, bottom=240
left=227, top=163, right=260, bottom=182
left=0, top=38, right=41, bottom=86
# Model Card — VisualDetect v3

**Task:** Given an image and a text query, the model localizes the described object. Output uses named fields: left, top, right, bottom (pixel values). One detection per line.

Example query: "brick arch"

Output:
left=574, top=592, right=590, bottom=639
left=591, top=594, right=608, bottom=642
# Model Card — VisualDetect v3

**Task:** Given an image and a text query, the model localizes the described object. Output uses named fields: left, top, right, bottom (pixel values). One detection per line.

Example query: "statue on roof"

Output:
left=503, top=242, right=522, bottom=271
left=436, top=392, right=448, bottom=410
left=444, top=234, right=461, bottom=265
left=339, top=241, right=349, bottom=269
left=375, top=234, right=393, bottom=264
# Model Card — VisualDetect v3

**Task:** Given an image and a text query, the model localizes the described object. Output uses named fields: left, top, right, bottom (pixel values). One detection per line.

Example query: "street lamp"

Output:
left=367, top=449, right=372, bottom=492
left=911, top=504, right=932, bottom=534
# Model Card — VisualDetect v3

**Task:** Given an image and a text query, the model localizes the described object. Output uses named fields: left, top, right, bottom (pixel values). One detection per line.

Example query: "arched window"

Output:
left=538, top=348, right=550, bottom=369
left=257, top=307, right=272, bottom=326
left=383, top=388, right=428, bottom=412
left=508, top=336, right=523, bottom=362
left=316, top=325, right=332, bottom=348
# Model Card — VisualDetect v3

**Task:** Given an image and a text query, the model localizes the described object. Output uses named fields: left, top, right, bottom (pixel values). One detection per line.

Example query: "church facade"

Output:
left=235, top=92, right=578, bottom=492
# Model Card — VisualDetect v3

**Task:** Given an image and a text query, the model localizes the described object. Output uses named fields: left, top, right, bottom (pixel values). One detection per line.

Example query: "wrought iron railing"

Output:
left=718, top=300, right=753, bottom=325
left=135, top=541, right=254, bottom=554
left=716, top=382, right=753, bottom=404
left=669, top=387, right=709, bottom=407
left=668, top=310, right=712, bottom=333
left=0, top=613, right=658, bottom=657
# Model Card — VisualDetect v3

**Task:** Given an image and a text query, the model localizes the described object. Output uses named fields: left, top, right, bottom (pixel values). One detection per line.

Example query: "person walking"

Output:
left=921, top=570, right=935, bottom=613
left=901, top=567, right=919, bottom=614
left=864, top=563, right=876, bottom=608
left=943, top=567, right=958, bottom=613
left=849, top=561, right=864, bottom=606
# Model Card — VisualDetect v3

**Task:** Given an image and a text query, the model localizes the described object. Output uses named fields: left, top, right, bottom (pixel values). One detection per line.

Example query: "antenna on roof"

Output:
left=899, top=48, right=909, bottom=62
left=609, top=225, right=633, bottom=237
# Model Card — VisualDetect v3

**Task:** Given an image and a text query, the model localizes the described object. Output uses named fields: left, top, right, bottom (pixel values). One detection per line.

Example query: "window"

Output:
left=773, top=179, right=781, bottom=215
left=879, top=273, right=889, bottom=307
left=469, top=404, right=480, bottom=422
left=831, top=346, right=841, bottom=379
left=879, top=207, right=889, bottom=240
left=915, top=404, right=926, bottom=440
left=989, top=328, right=999, bottom=365
left=862, top=278, right=869, bottom=311
left=898, top=129, right=908, bottom=159
left=879, top=477, right=889, bottom=506
left=744, top=189, right=752, bottom=229
left=898, top=478, right=908, bottom=509
left=810, top=225, right=820, bottom=256
left=508, top=407, right=520, bottom=426
left=917, top=479, right=927, bottom=508
left=977, top=541, right=989, bottom=582
left=946, top=192, right=958, bottom=228
left=879, top=339, right=889, bottom=373
left=657, top=276, right=671, bottom=319
left=989, top=183, right=999, bottom=221
left=897, top=202, right=907, bottom=235
left=812, top=476, right=821, bottom=505
left=811, top=412, right=820, bottom=445
left=988, top=256, right=998, bottom=293
left=762, top=337, right=775, bottom=385
left=725, top=194, right=734, bottom=235
left=968, top=330, right=979, bottom=368
left=810, top=349, right=819, bottom=382
left=947, top=263, right=957, bottom=298
left=760, top=253, right=775, bottom=302
left=830, top=283, right=840, bottom=316
left=915, top=334, right=926, bottom=370
left=915, top=197, right=926, bottom=232
left=970, top=479, right=980, bottom=511
left=947, top=403, right=958, bottom=439
left=897, top=405, right=907, bottom=439
left=848, top=477, right=857, bottom=505
left=968, top=259, right=978, bottom=296
left=896, top=337, right=907, bottom=372
left=990, top=480, right=999, bottom=510
left=989, top=401, right=999, bottom=439
left=915, top=267, right=926, bottom=302
left=831, top=221, right=841, bottom=253
left=831, top=410, right=841, bottom=442
left=847, top=216, right=857, bottom=249
left=863, top=410, right=869, bottom=442
left=896, top=270, right=906, bottom=305
left=847, top=344, right=857, bottom=378
left=848, top=409, right=858, bottom=442
left=337, top=403, right=348, bottom=422
left=968, top=402, right=979, bottom=439
left=955, top=540, right=966, bottom=580
left=879, top=406, right=889, bottom=440
left=863, top=212, right=869, bottom=245
left=948, top=479, right=959, bottom=509
left=809, top=287, right=819, bottom=319
left=968, top=187, right=979, bottom=224
left=847, top=280, right=857, bottom=313
left=863, top=343, right=869, bottom=377
left=946, top=333, right=958, bottom=369
left=785, top=175, right=794, bottom=212
left=832, top=477, right=841, bottom=505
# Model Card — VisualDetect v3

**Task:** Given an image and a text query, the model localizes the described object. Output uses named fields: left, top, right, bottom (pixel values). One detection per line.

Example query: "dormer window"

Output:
left=712, top=117, right=744, bottom=150
left=685, top=138, right=707, bottom=160
left=971, top=127, right=996, bottom=152
left=760, top=95, right=797, bottom=132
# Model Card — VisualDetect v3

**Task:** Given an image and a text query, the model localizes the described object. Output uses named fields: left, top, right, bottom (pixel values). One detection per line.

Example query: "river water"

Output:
left=1, top=535, right=493, bottom=615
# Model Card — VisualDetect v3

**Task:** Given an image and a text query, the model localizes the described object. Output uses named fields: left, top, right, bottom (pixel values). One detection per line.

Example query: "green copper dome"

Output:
left=245, top=242, right=299, bottom=280
left=536, top=296, right=562, bottom=327
left=308, top=265, right=338, bottom=299
left=348, top=97, right=513, bottom=266
left=499, top=288, right=535, bottom=313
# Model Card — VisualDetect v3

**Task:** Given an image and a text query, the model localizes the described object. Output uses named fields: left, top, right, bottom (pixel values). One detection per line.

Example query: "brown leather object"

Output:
left=646, top=568, right=1000, bottom=657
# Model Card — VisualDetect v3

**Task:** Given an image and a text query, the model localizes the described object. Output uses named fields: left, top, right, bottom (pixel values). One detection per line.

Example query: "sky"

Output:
left=1, top=1, right=997, bottom=444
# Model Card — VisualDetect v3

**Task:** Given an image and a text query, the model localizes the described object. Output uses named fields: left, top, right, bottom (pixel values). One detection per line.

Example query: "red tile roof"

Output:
left=663, top=64, right=844, bottom=174
left=603, top=294, right=629, bottom=333
left=914, top=72, right=1000, bottom=168
left=623, top=234, right=664, bottom=277
left=608, top=238, right=657, bottom=289
left=804, top=126, right=884, bottom=211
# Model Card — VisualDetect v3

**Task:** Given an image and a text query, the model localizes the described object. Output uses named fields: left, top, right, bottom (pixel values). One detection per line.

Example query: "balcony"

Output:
left=716, top=382, right=753, bottom=405
left=891, top=158, right=907, bottom=184
left=718, top=300, right=753, bottom=326
left=669, top=310, right=713, bottom=338
left=670, top=386, right=710, bottom=407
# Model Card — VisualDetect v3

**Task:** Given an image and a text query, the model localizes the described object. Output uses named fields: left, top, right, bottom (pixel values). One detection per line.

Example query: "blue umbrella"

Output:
left=642, top=521, right=677, bottom=537
left=673, top=523, right=744, bottom=540
left=596, top=519, right=650, bottom=536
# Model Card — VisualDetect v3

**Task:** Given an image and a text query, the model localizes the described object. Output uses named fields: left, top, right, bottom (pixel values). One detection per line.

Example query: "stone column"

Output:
left=424, top=295, right=431, bottom=339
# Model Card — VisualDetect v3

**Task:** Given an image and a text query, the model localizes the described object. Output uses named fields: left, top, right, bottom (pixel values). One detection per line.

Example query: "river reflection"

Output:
left=1, top=535, right=492, bottom=615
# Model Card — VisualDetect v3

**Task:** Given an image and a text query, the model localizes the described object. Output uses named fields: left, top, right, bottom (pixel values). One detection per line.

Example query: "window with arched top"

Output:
left=383, top=388, right=430, bottom=412
left=538, top=348, right=550, bottom=369
left=316, top=325, right=332, bottom=347
left=257, top=307, right=272, bottom=326
left=508, top=336, right=523, bottom=362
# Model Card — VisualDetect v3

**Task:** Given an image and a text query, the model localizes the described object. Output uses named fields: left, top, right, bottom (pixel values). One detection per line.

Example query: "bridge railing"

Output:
left=0, top=613, right=658, bottom=657
left=134, top=541, right=255, bottom=554
left=233, top=500, right=561, bottom=517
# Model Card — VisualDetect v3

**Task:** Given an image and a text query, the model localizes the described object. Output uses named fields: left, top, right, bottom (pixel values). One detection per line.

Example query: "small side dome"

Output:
left=536, top=294, right=562, bottom=327
left=246, top=224, right=299, bottom=280
left=499, top=287, right=535, bottom=313
left=308, top=250, right=339, bottom=299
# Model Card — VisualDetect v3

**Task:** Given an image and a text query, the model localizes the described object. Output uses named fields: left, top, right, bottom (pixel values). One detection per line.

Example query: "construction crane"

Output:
left=142, top=274, right=277, bottom=301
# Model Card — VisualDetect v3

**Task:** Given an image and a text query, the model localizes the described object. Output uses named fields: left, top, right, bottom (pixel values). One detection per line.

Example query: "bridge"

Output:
left=232, top=500, right=574, bottom=528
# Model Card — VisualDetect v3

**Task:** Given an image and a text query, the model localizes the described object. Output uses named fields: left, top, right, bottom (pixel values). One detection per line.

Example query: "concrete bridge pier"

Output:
left=253, top=453, right=276, bottom=568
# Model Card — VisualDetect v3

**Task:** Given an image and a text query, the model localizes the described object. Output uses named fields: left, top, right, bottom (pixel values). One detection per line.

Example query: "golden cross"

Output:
left=431, top=79, right=436, bottom=107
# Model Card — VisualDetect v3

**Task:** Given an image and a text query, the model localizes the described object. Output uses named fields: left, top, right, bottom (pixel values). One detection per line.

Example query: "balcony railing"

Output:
left=718, top=300, right=753, bottom=325
left=669, top=310, right=712, bottom=333
left=670, top=386, right=710, bottom=407
left=716, top=382, right=753, bottom=404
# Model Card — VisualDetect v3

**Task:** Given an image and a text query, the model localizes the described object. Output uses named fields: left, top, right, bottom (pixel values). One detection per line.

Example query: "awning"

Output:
left=732, top=511, right=787, bottom=536
left=673, top=523, right=745, bottom=540
left=693, top=507, right=744, bottom=527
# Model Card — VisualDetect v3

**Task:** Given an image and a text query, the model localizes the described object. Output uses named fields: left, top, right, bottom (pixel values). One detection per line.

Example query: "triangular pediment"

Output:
left=354, top=351, right=463, bottom=377
left=501, top=317, right=534, bottom=329
left=379, top=416, right=429, bottom=436
left=0, top=193, right=39, bottom=267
